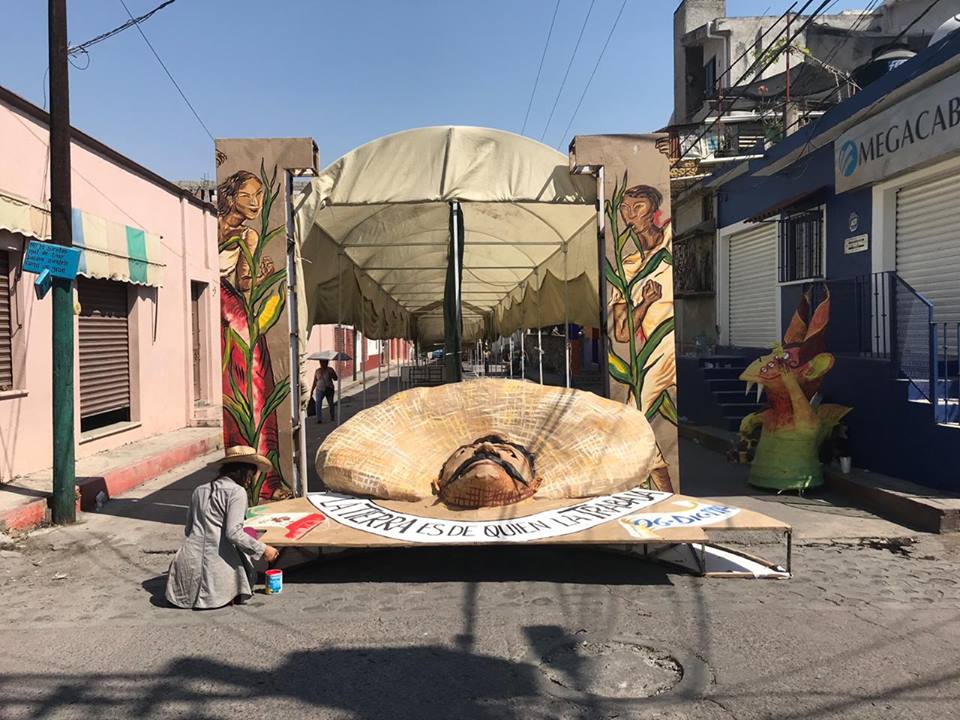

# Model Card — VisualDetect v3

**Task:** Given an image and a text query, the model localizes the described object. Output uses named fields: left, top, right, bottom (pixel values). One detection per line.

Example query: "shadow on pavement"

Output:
left=286, top=545, right=674, bottom=587
left=95, top=462, right=217, bottom=526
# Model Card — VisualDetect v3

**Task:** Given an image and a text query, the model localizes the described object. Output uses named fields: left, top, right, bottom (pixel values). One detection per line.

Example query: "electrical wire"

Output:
left=781, top=0, right=885, bottom=178
left=68, top=0, right=176, bottom=56
left=711, top=2, right=798, bottom=95
left=555, top=0, right=628, bottom=150
left=539, top=0, right=596, bottom=142
left=891, top=0, right=946, bottom=45
left=520, top=0, right=561, bottom=137
left=118, top=0, right=215, bottom=142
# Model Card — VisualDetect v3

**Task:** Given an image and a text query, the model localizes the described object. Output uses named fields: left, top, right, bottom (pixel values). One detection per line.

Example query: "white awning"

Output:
left=0, top=190, right=165, bottom=287
left=295, top=126, right=598, bottom=343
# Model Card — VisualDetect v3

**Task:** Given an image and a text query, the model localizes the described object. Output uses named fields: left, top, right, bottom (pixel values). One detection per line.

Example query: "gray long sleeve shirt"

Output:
left=165, top=477, right=266, bottom=609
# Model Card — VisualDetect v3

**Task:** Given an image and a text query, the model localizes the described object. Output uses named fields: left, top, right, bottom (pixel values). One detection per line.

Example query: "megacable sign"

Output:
left=836, top=72, right=960, bottom=192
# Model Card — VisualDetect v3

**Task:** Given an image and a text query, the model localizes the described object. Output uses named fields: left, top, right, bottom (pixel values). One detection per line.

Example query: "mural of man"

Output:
left=606, top=184, right=676, bottom=492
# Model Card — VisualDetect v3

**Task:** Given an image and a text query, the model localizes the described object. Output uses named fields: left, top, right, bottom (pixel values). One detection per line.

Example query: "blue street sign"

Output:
left=22, top=240, right=81, bottom=280
left=34, top=268, right=52, bottom=300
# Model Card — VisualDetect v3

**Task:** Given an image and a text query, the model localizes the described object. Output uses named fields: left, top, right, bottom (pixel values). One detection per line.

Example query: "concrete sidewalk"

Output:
left=681, top=421, right=960, bottom=533
left=0, top=426, right=222, bottom=532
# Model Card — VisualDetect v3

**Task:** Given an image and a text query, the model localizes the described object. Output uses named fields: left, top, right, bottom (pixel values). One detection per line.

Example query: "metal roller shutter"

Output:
left=0, top=253, right=12, bottom=391
left=728, top=222, right=778, bottom=347
left=896, top=173, right=960, bottom=349
left=78, top=278, right=130, bottom=420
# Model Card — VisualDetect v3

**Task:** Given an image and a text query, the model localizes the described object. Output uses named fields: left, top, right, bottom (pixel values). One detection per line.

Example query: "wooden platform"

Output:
left=246, top=488, right=790, bottom=551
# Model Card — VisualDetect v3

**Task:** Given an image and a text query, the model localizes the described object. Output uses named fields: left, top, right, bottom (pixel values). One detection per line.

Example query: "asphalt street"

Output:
left=2, top=439, right=959, bottom=720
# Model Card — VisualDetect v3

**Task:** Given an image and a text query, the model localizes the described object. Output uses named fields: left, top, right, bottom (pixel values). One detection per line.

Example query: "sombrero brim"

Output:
left=223, top=449, right=273, bottom=474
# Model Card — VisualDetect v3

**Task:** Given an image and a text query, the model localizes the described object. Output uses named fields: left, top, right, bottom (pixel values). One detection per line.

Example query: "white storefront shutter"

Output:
left=728, top=222, right=778, bottom=347
left=896, top=172, right=960, bottom=349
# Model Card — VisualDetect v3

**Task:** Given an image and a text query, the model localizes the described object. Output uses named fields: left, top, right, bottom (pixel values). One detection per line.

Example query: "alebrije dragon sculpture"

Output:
left=738, top=287, right=852, bottom=492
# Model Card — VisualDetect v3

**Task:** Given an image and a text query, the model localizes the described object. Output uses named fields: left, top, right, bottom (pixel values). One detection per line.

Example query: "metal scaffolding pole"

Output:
left=563, top=243, right=570, bottom=389
left=336, top=252, right=343, bottom=425
left=536, top=269, right=543, bottom=385
left=361, top=310, right=367, bottom=409
left=520, top=330, right=525, bottom=379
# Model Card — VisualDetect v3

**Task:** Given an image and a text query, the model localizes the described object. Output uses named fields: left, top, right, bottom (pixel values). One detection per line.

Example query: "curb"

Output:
left=0, top=431, right=223, bottom=531
left=77, top=433, right=224, bottom=511
left=1, top=498, right=48, bottom=532
left=824, top=466, right=960, bottom=534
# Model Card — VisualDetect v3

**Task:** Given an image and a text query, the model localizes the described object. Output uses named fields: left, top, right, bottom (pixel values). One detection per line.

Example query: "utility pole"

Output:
left=48, top=0, right=76, bottom=524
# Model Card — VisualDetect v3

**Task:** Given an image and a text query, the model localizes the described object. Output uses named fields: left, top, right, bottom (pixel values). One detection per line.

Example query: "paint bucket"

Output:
left=265, top=569, right=283, bottom=595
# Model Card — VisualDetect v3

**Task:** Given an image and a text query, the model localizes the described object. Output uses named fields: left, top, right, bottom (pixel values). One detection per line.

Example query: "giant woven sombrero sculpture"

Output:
left=316, top=379, right=660, bottom=507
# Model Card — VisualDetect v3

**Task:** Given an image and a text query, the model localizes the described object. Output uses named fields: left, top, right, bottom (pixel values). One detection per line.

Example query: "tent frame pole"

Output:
left=521, top=329, right=525, bottom=380
left=536, top=269, right=543, bottom=385
left=361, top=307, right=367, bottom=410
left=563, top=242, right=570, bottom=389
left=284, top=170, right=307, bottom=497
left=377, top=338, right=382, bottom=402
left=509, top=336, right=514, bottom=379
left=595, top=167, right=611, bottom=399
left=336, top=251, right=343, bottom=426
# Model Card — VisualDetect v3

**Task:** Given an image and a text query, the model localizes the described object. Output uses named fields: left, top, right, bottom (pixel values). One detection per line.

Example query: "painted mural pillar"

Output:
left=215, top=138, right=317, bottom=503
left=569, top=135, right=678, bottom=492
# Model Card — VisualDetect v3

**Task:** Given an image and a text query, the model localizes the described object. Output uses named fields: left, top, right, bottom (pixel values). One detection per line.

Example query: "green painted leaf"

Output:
left=608, top=350, right=632, bottom=385
left=604, top=259, right=626, bottom=295
left=255, top=375, right=292, bottom=438
left=227, top=328, right=250, bottom=359
left=221, top=331, right=233, bottom=374
left=646, top=390, right=678, bottom=425
left=222, top=400, right=255, bottom=446
left=626, top=248, right=673, bottom=294
left=250, top=269, right=287, bottom=307
left=635, top=317, right=675, bottom=369
left=218, top=234, right=242, bottom=254
left=226, top=366, right=255, bottom=440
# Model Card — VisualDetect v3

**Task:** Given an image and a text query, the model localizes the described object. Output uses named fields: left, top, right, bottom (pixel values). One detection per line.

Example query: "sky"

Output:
left=0, top=0, right=873, bottom=182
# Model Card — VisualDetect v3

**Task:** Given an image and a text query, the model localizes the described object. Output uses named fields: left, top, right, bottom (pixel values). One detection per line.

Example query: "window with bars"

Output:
left=779, top=209, right=824, bottom=283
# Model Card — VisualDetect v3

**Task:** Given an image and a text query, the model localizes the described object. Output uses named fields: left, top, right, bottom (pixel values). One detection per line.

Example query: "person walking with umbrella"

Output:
left=311, top=358, right=338, bottom=423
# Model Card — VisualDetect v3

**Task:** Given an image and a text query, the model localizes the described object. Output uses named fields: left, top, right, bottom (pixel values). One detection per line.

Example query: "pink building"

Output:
left=305, top=324, right=413, bottom=381
left=0, top=86, right=219, bottom=483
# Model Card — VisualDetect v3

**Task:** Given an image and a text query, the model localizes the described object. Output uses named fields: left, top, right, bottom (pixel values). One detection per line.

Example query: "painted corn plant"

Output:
left=218, top=161, right=290, bottom=504
left=603, top=172, right=678, bottom=427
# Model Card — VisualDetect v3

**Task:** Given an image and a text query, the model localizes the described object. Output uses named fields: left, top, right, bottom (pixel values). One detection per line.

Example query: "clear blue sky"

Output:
left=1, top=0, right=870, bottom=181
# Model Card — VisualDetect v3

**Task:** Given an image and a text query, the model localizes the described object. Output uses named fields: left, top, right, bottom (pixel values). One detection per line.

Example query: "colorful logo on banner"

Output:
left=244, top=512, right=325, bottom=540
left=309, top=488, right=672, bottom=544
left=619, top=502, right=740, bottom=538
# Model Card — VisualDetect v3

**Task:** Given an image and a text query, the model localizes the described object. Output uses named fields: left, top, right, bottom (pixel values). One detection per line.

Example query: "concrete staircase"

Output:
left=191, top=400, right=222, bottom=428
left=699, top=356, right=765, bottom=432
left=901, top=357, right=960, bottom=425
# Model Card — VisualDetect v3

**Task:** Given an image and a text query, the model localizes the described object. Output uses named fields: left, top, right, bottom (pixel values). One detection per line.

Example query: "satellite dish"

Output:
left=931, top=14, right=960, bottom=45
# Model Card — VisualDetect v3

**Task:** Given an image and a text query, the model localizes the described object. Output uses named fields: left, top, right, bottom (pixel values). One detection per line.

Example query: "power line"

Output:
left=780, top=0, right=884, bottom=173
left=520, top=0, right=561, bottom=137
left=68, top=0, right=176, bottom=56
left=892, top=0, right=945, bottom=44
left=555, top=0, right=628, bottom=150
left=671, top=0, right=829, bottom=168
left=539, top=0, right=596, bottom=142
left=118, top=0, right=215, bottom=142
left=712, top=2, right=798, bottom=94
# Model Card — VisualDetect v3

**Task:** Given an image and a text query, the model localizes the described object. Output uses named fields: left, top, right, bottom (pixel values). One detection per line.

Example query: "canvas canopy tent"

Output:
left=294, top=126, right=599, bottom=347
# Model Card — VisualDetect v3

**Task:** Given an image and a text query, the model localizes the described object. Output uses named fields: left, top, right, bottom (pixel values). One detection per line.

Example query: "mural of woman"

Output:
left=605, top=182, right=677, bottom=493
left=218, top=169, right=289, bottom=502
